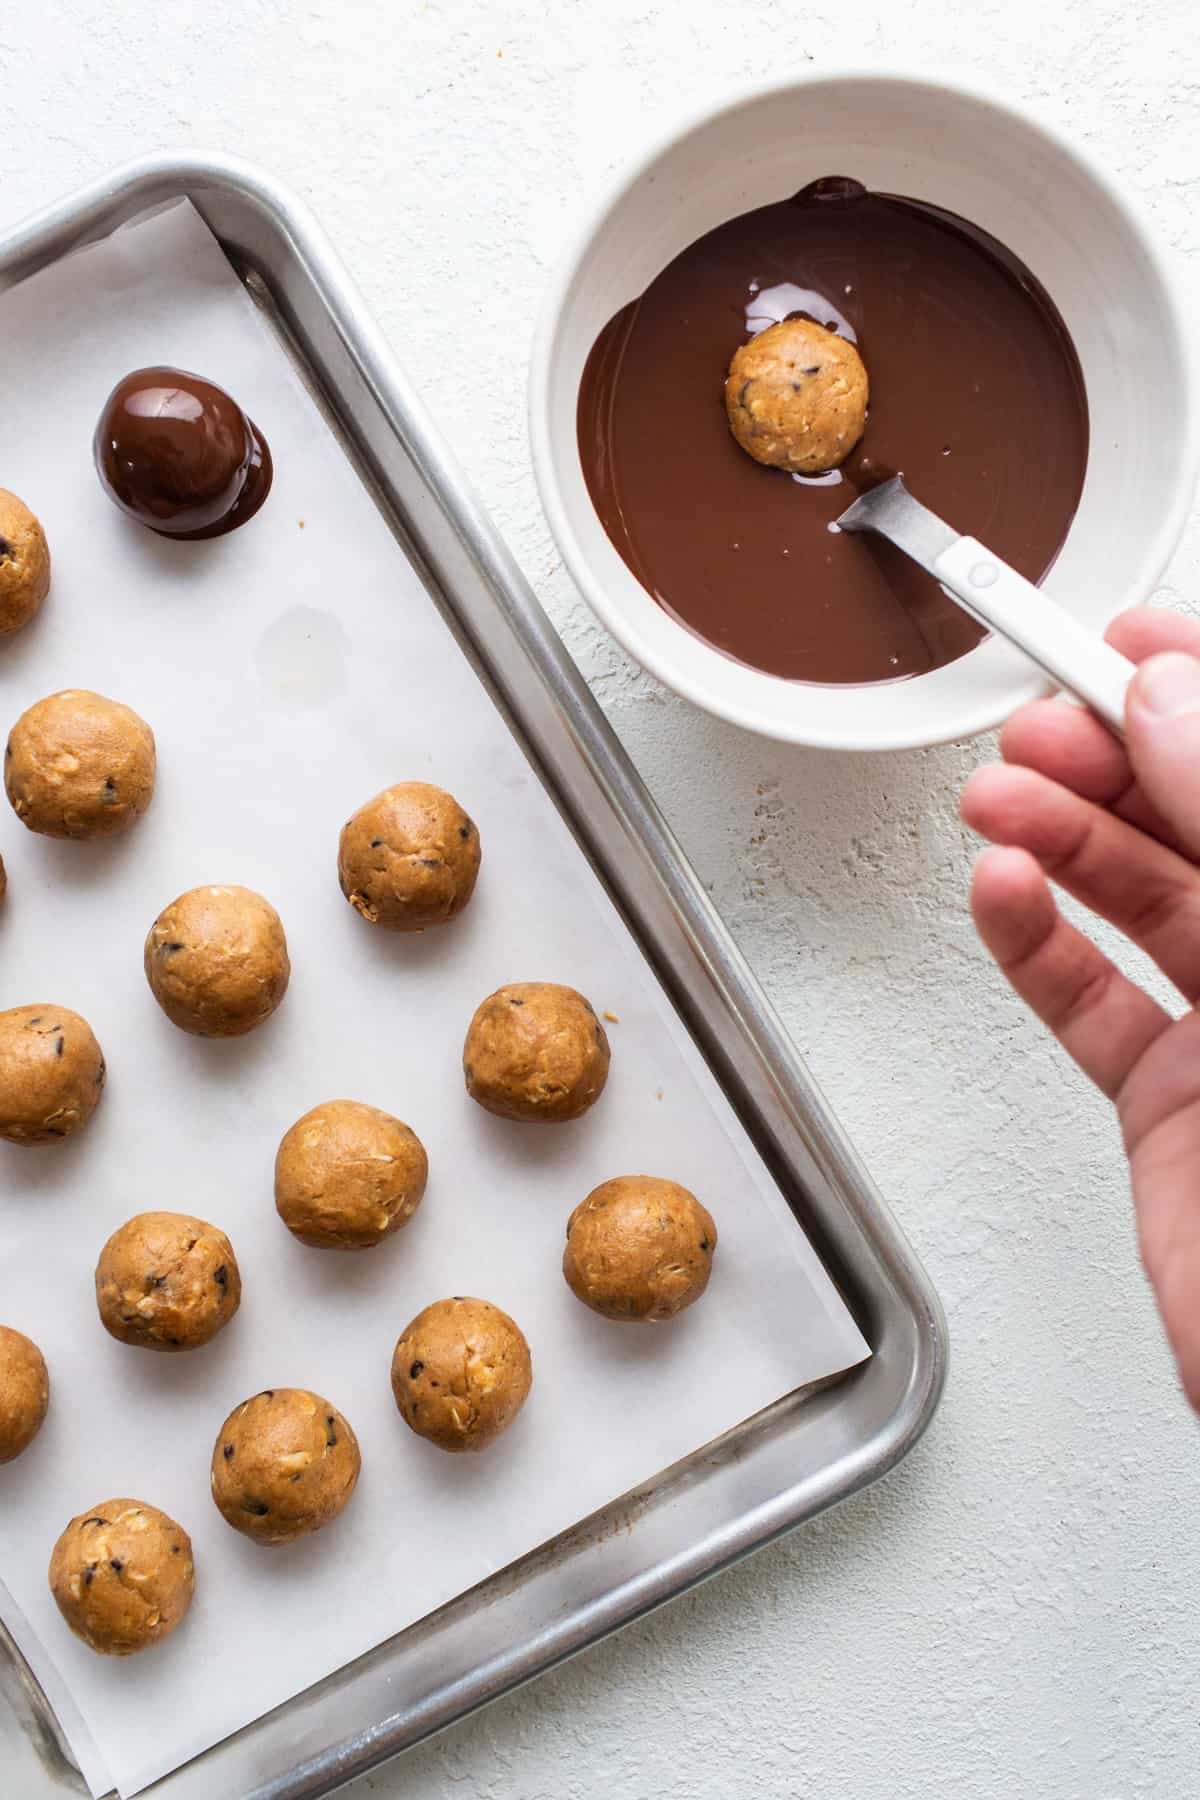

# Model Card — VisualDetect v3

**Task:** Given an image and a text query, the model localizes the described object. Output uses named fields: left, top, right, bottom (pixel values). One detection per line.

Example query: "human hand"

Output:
left=961, top=606, right=1200, bottom=1413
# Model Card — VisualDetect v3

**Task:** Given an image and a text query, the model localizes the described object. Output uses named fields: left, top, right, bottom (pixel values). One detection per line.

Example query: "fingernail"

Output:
left=1133, top=652, right=1200, bottom=718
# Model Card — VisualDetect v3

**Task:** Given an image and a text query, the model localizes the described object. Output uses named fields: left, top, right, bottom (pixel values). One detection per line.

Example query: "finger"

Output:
left=996, top=601, right=1200, bottom=849
left=1131, top=1128, right=1200, bottom=1413
left=1123, top=1052, right=1200, bottom=1415
left=1112, top=1001, right=1200, bottom=1415
left=1125, top=652, right=1200, bottom=863
left=1137, top=1140, right=1200, bottom=1414
left=1105, top=603, right=1200, bottom=664
left=999, top=699, right=1182, bottom=845
left=962, top=764, right=1200, bottom=999
left=969, top=846, right=1170, bottom=1100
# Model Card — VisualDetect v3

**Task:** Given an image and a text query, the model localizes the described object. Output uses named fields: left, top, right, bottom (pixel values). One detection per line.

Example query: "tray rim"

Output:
left=0, top=152, right=947, bottom=1800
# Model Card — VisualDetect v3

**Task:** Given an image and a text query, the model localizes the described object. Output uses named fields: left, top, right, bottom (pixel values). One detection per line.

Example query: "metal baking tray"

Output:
left=0, top=154, right=946, bottom=1800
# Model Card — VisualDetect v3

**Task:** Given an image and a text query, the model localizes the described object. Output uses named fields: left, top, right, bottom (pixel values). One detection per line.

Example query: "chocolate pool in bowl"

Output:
left=577, top=177, right=1088, bottom=686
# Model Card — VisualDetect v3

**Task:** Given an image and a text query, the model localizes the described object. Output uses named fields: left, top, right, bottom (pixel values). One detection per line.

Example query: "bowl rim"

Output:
left=528, top=66, right=1200, bottom=751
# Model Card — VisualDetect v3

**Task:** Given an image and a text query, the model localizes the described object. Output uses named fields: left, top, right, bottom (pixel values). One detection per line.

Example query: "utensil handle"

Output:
left=933, top=537, right=1135, bottom=739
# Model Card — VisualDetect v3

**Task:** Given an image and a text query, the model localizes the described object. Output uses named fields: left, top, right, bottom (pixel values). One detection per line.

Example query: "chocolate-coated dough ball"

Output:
left=0, top=1326, right=49, bottom=1463
left=725, top=316, right=868, bottom=474
left=0, top=1004, right=105, bottom=1146
left=463, top=982, right=610, bottom=1123
left=0, top=488, right=51, bottom=636
left=211, top=1388, right=360, bottom=1545
left=95, top=1211, right=241, bottom=1352
left=5, top=689, right=156, bottom=840
left=391, top=1297, right=532, bottom=1454
left=274, top=1099, right=428, bottom=1251
left=563, top=1176, right=717, bottom=1322
left=94, top=366, right=273, bottom=539
left=49, top=1499, right=194, bottom=1656
left=338, top=781, right=480, bottom=932
left=0, top=852, right=6, bottom=903
left=144, top=884, right=290, bottom=1037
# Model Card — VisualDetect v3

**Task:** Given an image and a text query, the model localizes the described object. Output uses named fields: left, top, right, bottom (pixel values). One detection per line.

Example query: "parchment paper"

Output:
left=0, top=202, right=868, bottom=1798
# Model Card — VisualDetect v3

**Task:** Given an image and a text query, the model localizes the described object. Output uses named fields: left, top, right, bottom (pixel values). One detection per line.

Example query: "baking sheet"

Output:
left=0, top=202, right=869, bottom=1800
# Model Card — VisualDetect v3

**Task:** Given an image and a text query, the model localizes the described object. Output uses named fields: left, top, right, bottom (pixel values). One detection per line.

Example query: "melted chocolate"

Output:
left=577, top=178, right=1088, bottom=685
left=94, top=367, right=272, bottom=539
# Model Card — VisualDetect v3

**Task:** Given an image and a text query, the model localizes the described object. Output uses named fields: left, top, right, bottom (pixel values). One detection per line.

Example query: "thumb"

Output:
left=1125, top=652, right=1200, bottom=861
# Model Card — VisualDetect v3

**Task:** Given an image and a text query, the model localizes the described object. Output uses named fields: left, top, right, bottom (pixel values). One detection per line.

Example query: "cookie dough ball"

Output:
left=338, top=781, right=481, bottom=932
left=0, top=1005, right=105, bottom=1146
left=0, top=1326, right=49, bottom=1463
left=5, top=689, right=156, bottom=840
left=391, top=1297, right=532, bottom=1454
left=274, top=1100, right=428, bottom=1251
left=463, top=983, right=610, bottom=1123
left=0, top=489, right=51, bottom=636
left=211, top=1388, right=360, bottom=1545
left=563, top=1176, right=717, bottom=1322
left=144, top=884, right=290, bottom=1037
left=95, top=1211, right=240, bottom=1352
left=725, top=316, right=868, bottom=474
left=49, top=1499, right=193, bottom=1656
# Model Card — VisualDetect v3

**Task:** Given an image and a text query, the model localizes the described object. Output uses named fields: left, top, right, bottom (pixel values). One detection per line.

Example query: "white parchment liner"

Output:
left=0, top=203, right=868, bottom=1798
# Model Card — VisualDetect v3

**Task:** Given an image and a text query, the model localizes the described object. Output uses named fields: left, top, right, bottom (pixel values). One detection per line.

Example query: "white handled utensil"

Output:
left=837, top=475, right=1135, bottom=738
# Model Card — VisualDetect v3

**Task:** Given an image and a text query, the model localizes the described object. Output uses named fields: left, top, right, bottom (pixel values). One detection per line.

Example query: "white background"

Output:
left=1, top=4, right=1199, bottom=1798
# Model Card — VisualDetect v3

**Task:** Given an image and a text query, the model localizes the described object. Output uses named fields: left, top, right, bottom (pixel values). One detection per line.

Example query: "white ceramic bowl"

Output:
left=530, top=72, right=1200, bottom=750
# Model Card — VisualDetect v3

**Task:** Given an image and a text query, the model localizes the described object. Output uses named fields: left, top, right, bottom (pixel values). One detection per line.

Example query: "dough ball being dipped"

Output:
left=275, top=1099, right=428, bottom=1251
left=95, top=1211, right=240, bottom=1351
left=0, top=1004, right=105, bottom=1146
left=391, top=1296, right=532, bottom=1454
left=563, top=1176, right=717, bottom=1322
left=463, top=982, right=610, bottom=1123
left=725, top=316, right=868, bottom=474
left=0, top=1326, right=49, bottom=1463
left=49, top=1499, right=194, bottom=1656
left=0, top=488, right=51, bottom=636
left=5, top=689, right=155, bottom=839
left=338, top=781, right=480, bottom=932
left=145, top=884, right=290, bottom=1037
left=211, top=1388, right=360, bottom=1545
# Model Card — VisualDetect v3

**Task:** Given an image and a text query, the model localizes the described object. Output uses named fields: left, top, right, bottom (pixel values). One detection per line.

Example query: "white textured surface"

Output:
left=2, top=6, right=1199, bottom=1798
